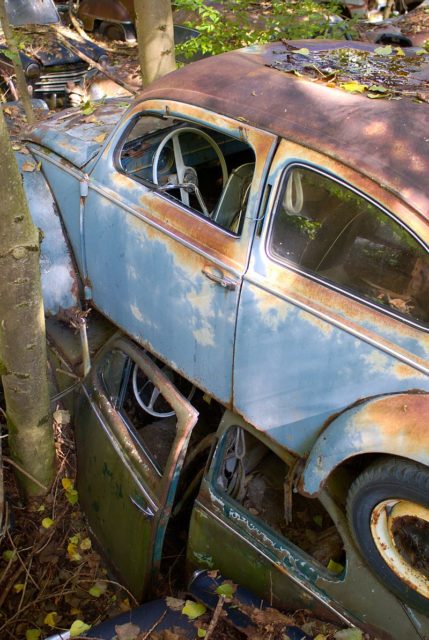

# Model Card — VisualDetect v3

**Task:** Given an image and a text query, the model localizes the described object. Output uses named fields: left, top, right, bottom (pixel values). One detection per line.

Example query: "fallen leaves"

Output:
left=69, top=619, right=91, bottom=637
left=182, top=600, right=207, bottom=620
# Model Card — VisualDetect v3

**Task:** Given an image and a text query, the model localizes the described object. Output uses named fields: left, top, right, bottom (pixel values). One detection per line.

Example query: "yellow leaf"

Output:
left=13, top=583, right=25, bottom=593
left=66, top=489, right=79, bottom=505
left=69, top=620, right=91, bottom=638
left=62, top=477, right=74, bottom=491
left=67, top=543, right=82, bottom=562
left=2, top=550, right=16, bottom=562
left=26, top=630, right=41, bottom=640
left=37, top=504, right=45, bottom=513
left=22, top=161, right=36, bottom=172
left=327, top=558, right=344, bottom=574
left=395, top=47, right=405, bottom=56
left=416, top=48, right=427, bottom=55
left=94, top=133, right=107, bottom=144
left=314, top=635, right=327, bottom=640
left=80, top=537, right=92, bottom=551
left=44, top=612, right=58, bottom=628
left=42, top=518, right=54, bottom=529
left=198, top=629, right=207, bottom=638
left=182, top=600, right=207, bottom=620
left=119, top=598, right=131, bottom=612
left=295, top=47, right=310, bottom=56
left=340, top=81, right=366, bottom=94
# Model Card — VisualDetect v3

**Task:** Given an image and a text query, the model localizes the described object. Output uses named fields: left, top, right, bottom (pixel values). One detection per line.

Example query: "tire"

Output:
left=347, top=458, right=429, bottom=613
left=99, top=22, right=126, bottom=42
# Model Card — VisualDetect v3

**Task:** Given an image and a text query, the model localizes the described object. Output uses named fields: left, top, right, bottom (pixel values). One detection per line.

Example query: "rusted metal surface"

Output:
left=371, top=499, right=429, bottom=598
left=142, top=41, right=429, bottom=218
left=300, top=393, right=429, bottom=496
left=78, top=0, right=134, bottom=25
left=26, top=99, right=130, bottom=168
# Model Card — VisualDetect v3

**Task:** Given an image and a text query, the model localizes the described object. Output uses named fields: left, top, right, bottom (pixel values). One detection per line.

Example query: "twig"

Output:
left=204, top=595, right=225, bottom=640
left=7, top=529, right=39, bottom=590
left=141, top=610, right=167, bottom=640
left=3, top=456, right=47, bottom=492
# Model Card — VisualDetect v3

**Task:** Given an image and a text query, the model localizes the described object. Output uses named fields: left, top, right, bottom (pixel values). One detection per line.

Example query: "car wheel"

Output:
left=347, top=458, right=429, bottom=612
left=99, top=21, right=126, bottom=41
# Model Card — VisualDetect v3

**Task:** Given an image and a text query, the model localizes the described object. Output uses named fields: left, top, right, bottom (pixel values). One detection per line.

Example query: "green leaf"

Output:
left=415, top=49, right=427, bottom=56
left=69, top=620, right=91, bottom=638
left=368, top=85, right=388, bottom=93
left=340, top=81, right=366, bottom=94
left=313, top=515, right=323, bottom=527
left=182, top=600, right=207, bottom=620
left=374, top=45, right=393, bottom=56
left=25, top=630, right=41, bottom=640
left=198, top=629, right=207, bottom=638
left=66, top=488, right=79, bottom=505
left=88, top=581, right=107, bottom=598
left=2, top=550, right=16, bottom=562
left=215, top=582, right=235, bottom=598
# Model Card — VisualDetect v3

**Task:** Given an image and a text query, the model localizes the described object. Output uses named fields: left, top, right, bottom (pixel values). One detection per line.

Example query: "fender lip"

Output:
left=298, top=391, right=429, bottom=497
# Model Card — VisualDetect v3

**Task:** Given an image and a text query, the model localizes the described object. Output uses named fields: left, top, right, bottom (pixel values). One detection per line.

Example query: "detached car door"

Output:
left=83, top=99, right=276, bottom=404
left=74, top=336, right=198, bottom=600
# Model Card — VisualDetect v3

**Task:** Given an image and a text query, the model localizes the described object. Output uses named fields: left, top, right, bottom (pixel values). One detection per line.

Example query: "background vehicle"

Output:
left=0, top=0, right=108, bottom=107
left=18, top=40, right=429, bottom=640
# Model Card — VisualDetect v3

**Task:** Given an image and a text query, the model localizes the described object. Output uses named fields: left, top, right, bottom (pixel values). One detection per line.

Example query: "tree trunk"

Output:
left=0, top=0, right=34, bottom=125
left=0, top=108, right=55, bottom=498
left=134, top=0, right=176, bottom=87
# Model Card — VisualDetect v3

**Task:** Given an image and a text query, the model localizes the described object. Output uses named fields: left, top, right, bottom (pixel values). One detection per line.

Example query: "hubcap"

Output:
left=371, top=500, right=429, bottom=598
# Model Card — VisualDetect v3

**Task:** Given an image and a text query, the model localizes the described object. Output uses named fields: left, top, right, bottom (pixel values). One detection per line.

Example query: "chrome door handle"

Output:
left=129, top=495, right=154, bottom=519
left=202, top=265, right=239, bottom=290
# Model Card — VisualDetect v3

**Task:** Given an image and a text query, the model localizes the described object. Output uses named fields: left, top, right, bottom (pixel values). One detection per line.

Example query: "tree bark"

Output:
left=0, top=0, right=34, bottom=124
left=0, top=108, right=55, bottom=497
left=134, top=0, right=176, bottom=87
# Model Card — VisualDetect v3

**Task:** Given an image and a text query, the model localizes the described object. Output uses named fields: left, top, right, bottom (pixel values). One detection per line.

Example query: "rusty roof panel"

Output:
left=142, top=41, right=429, bottom=218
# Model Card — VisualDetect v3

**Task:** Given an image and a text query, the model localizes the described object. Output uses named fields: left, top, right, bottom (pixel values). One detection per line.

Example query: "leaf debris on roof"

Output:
left=269, top=44, right=429, bottom=102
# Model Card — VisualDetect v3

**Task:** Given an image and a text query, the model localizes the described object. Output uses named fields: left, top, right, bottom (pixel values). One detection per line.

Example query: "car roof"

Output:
left=142, top=40, right=429, bottom=221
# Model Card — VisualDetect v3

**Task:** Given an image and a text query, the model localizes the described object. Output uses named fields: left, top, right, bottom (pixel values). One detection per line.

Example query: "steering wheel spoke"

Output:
left=153, top=126, right=228, bottom=214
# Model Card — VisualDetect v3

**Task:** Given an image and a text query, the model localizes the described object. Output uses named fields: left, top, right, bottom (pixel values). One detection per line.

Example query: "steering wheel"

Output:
left=132, top=362, right=195, bottom=418
left=152, top=126, right=228, bottom=215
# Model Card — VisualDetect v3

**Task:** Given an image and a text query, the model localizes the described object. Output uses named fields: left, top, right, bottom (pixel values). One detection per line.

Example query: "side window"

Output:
left=118, top=114, right=256, bottom=235
left=99, top=349, right=178, bottom=474
left=217, top=427, right=344, bottom=573
left=269, top=167, right=429, bottom=325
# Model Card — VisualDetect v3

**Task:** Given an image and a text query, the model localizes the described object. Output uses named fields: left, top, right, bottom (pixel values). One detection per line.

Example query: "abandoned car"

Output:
left=17, top=40, right=429, bottom=640
left=0, top=0, right=108, bottom=107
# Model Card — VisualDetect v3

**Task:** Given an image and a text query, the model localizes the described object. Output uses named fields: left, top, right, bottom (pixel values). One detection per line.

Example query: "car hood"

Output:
left=0, top=25, right=106, bottom=67
left=26, top=98, right=130, bottom=168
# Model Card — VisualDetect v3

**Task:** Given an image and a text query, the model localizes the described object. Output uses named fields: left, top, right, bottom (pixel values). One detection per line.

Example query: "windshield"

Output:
left=5, top=0, right=59, bottom=26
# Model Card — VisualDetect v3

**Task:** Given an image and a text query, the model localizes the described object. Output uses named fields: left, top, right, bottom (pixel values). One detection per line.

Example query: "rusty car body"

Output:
left=0, top=0, right=108, bottom=107
left=18, top=40, right=429, bottom=640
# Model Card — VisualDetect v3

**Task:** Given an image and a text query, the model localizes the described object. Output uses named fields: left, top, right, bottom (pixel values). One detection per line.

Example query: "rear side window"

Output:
left=269, top=167, right=429, bottom=326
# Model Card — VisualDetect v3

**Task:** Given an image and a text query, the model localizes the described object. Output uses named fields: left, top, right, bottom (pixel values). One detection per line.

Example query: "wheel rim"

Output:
left=371, top=499, right=429, bottom=598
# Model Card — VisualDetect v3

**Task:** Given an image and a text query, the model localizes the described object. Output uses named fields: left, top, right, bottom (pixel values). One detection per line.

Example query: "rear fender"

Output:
left=17, top=150, right=80, bottom=315
left=299, top=392, right=429, bottom=497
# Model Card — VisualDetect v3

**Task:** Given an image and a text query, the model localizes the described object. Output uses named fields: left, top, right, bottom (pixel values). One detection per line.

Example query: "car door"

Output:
left=74, top=335, right=198, bottom=600
left=233, top=139, right=429, bottom=457
left=83, top=99, right=276, bottom=404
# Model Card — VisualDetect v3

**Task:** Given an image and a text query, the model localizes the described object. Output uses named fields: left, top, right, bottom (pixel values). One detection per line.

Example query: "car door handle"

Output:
left=129, top=495, right=154, bottom=519
left=202, top=265, right=239, bottom=290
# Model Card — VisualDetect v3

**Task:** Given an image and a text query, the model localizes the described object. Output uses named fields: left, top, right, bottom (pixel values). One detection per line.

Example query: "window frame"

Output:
left=98, top=348, right=176, bottom=479
left=112, top=110, right=256, bottom=238
left=266, top=162, right=429, bottom=333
